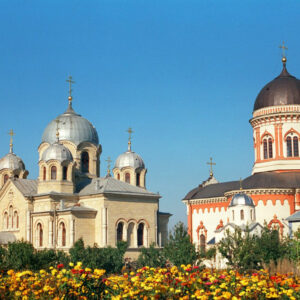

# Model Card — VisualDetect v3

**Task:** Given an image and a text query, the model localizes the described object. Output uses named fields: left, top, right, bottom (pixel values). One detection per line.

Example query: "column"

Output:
left=102, top=207, right=107, bottom=246
left=70, top=219, right=75, bottom=246
left=26, top=211, right=31, bottom=242
left=49, top=220, right=53, bottom=248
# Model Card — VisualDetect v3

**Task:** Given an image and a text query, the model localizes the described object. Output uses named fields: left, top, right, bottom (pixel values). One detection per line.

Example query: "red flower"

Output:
left=79, top=269, right=84, bottom=274
left=71, top=269, right=78, bottom=274
left=186, top=268, right=192, bottom=272
left=193, top=266, right=199, bottom=270
left=57, top=264, right=64, bottom=269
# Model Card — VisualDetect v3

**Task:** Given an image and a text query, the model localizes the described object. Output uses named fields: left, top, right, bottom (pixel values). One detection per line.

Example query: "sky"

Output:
left=0, top=0, right=300, bottom=228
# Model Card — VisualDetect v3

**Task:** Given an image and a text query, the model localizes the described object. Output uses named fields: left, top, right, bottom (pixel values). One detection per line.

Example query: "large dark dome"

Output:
left=253, top=63, right=300, bottom=111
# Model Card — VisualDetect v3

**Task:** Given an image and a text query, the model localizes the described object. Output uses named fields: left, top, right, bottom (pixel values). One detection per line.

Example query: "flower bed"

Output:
left=0, top=263, right=299, bottom=299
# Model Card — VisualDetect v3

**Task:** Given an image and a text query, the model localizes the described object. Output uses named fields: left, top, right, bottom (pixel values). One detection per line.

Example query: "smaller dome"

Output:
left=41, top=143, right=73, bottom=162
left=115, top=151, right=145, bottom=170
left=229, top=193, right=255, bottom=207
left=0, top=153, right=25, bottom=171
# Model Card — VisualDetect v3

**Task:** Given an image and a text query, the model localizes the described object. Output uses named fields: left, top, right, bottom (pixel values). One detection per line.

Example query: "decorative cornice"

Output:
left=188, top=197, right=227, bottom=205
left=224, top=188, right=294, bottom=197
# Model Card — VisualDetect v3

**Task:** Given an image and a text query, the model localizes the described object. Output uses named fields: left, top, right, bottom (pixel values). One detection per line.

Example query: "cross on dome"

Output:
left=66, top=75, right=75, bottom=104
left=8, top=129, right=15, bottom=153
left=206, top=157, right=216, bottom=177
left=279, top=41, right=288, bottom=64
left=105, top=156, right=112, bottom=175
left=126, top=127, right=134, bottom=151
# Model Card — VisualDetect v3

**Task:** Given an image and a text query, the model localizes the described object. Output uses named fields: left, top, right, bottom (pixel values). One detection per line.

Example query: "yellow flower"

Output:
left=69, top=262, right=74, bottom=267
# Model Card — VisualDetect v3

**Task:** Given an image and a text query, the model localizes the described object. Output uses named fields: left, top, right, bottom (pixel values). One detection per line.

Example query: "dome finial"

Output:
left=55, top=119, right=60, bottom=142
left=279, top=41, right=288, bottom=66
left=66, top=75, right=75, bottom=108
left=206, top=157, right=216, bottom=177
left=239, top=177, right=243, bottom=190
left=105, top=156, right=112, bottom=177
left=8, top=129, right=15, bottom=153
left=126, top=127, right=133, bottom=151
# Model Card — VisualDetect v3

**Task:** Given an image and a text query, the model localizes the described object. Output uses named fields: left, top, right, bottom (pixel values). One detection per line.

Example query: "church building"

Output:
left=0, top=79, right=170, bottom=258
left=183, top=49, right=300, bottom=250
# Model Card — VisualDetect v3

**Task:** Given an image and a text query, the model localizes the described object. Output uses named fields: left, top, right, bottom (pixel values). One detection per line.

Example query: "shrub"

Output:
left=137, top=243, right=166, bottom=268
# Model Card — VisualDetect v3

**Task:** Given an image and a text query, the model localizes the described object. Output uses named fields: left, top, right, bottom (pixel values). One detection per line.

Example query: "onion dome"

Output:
left=42, top=99, right=99, bottom=146
left=0, top=131, right=26, bottom=172
left=254, top=58, right=300, bottom=111
left=229, top=193, right=255, bottom=207
left=41, top=142, right=73, bottom=162
left=0, top=153, right=25, bottom=171
left=114, top=134, right=145, bottom=170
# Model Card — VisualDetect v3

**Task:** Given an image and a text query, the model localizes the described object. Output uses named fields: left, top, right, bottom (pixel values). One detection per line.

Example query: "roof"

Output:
left=184, top=171, right=300, bottom=200
left=286, top=210, right=300, bottom=222
left=254, top=63, right=300, bottom=111
left=11, top=178, right=38, bottom=196
left=79, top=176, right=159, bottom=198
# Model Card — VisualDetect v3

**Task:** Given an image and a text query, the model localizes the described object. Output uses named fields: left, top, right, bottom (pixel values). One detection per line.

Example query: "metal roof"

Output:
left=11, top=178, right=38, bottom=196
left=286, top=211, right=300, bottom=222
left=41, top=142, right=73, bottom=162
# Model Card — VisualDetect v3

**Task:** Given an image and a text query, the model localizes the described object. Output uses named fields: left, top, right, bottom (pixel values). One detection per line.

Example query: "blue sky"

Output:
left=0, top=1, right=300, bottom=228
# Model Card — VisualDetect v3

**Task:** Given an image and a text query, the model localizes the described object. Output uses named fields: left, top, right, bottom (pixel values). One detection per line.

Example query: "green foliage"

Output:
left=137, top=243, right=166, bottom=268
left=199, top=246, right=216, bottom=260
left=218, top=226, right=290, bottom=272
left=286, top=228, right=300, bottom=263
left=163, top=222, right=199, bottom=266
left=6, top=240, right=36, bottom=270
left=69, top=239, right=128, bottom=274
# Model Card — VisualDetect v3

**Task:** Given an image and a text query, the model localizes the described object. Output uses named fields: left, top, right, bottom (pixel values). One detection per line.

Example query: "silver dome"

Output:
left=229, top=193, right=255, bottom=207
left=115, top=151, right=145, bottom=169
left=41, top=143, right=73, bottom=162
left=0, top=153, right=25, bottom=171
left=42, top=105, right=99, bottom=146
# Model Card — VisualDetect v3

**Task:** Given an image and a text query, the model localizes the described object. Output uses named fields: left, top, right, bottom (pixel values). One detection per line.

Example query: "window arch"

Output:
left=59, top=222, right=66, bottom=247
left=9, top=205, right=13, bottom=228
left=81, top=152, right=89, bottom=173
left=3, top=212, right=8, bottom=229
left=37, top=223, right=43, bottom=247
left=117, top=222, right=124, bottom=242
left=200, top=234, right=206, bottom=253
left=63, top=166, right=68, bottom=180
left=240, top=209, right=244, bottom=221
left=125, top=173, right=130, bottom=184
left=13, top=211, right=19, bottom=229
left=3, top=174, right=9, bottom=185
left=51, top=166, right=57, bottom=180
left=137, top=223, right=144, bottom=247
left=286, top=135, right=299, bottom=157
left=117, top=173, right=120, bottom=180
left=263, top=137, right=273, bottom=159
left=43, top=167, right=46, bottom=180
left=136, top=173, right=140, bottom=186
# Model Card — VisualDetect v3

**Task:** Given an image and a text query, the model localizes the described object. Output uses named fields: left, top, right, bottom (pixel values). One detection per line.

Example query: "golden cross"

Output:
left=66, top=75, right=75, bottom=98
left=105, top=156, right=112, bottom=174
left=206, top=157, right=216, bottom=177
left=8, top=129, right=15, bottom=153
left=126, top=127, right=134, bottom=142
left=239, top=177, right=243, bottom=190
left=279, top=41, right=288, bottom=58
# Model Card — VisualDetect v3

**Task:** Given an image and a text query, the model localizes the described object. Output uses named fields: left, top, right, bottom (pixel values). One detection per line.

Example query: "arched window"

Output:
left=263, top=138, right=273, bottom=159
left=136, top=173, right=140, bottom=186
left=9, top=205, right=13, bottom=228
left=125, top=173, right=130, bottom=184
left=232, top=210, right=234, bottom=221
left=13, top=211, right=18, bottom=229
left=51, top=166, right=57, bottom=180
left=117, top=222, right=124, bottom=242
left=3, top=174, right=9, bottom=184
left=137, top=223, right=144, bottom=247
left=4, top=212, right=8, bottom=229
left=43, top=167, right=46, bottom=180
left=117, top=173, right=120, bottom=180
left=60, top=222, right=66, bottom=247
left=240, top=209, right=244, bottom=221
left=63, top=166, right=68, bottom=180
left=287, top=135, right=299, bottom=157
left=81, top=152, right=89, bottom=173
left=37, top=223, right=43, bottom=247
left=200, top=234, right=206, bottom=253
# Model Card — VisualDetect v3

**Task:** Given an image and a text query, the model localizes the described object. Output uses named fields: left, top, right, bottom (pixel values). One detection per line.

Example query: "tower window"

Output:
left=240, top=209, right=244, bottom=221
left=43, top=167, right=46, bottom=180
left=263, top=138, right=273, bottom=159
left=136, top=173, right=140, bottom=186
left=63, top=166, right=68, bottom=180
left=59, top=222, right=66, bottom=247
left=37, top=223, right=43, bottom=247
left=3, top=174, right=9, bottom=184
left=287, top=136, right=299, bottom=157
left=200, top=234, right=206, bottom=253
left=51, top=166, right=57, bottom=180
left=125, top=173, right=130, bottom=184
left=81, top=152, right=89, bottom=173
left=117, top=173, right=120, bottom=180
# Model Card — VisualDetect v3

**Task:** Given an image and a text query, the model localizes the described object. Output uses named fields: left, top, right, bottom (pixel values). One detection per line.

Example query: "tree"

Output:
left=137, top=243, right=166, bottom=268
left=163, top=222, right=199, bottom=266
